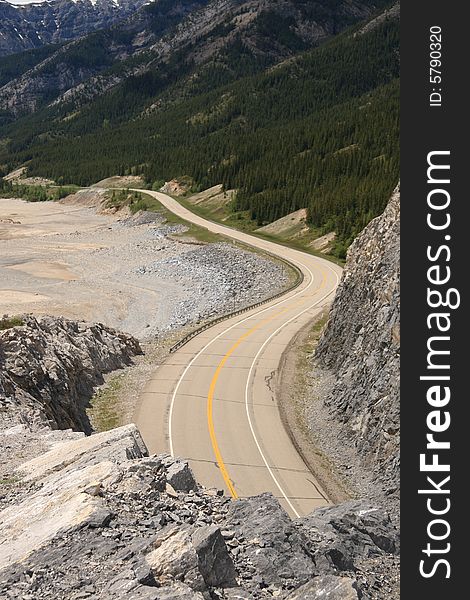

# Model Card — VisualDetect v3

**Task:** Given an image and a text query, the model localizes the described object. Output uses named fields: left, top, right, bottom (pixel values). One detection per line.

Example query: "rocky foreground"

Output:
left=0, top=424, right=399, bottom=600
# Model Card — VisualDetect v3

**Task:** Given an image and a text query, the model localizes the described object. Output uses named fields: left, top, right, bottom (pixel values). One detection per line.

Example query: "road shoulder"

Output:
left=277, top=309, right=353, bottom=505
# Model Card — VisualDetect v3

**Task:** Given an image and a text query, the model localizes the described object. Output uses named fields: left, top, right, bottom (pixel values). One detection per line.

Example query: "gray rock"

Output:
left=104, top=575, right=204, bottom=600
left=130, top=583, right=205, bottom=600
left=0, top=315, right=142, bottom=434
left=222, top=589, right=255, bottom=599
left=145, top=526, right=205, bottom=591
left=224, top=494, right=317, bottom=589
left=85, top=506, right=114, bottom=529
left=298, top=501, right=399, bottom=574
left=18, top=424, right=148, bottom=482
left=192, top=525, right=237, bottom=588
left=166, top=460, right=198, bottom=493
left=0, top=460, right=121, bottom=569
left=314, top=186, right=400, bottom=499
left=108, top=582, right=201, bottom=600
left=0, top=441, right=399, bottom=599
left=285, top=575, right=360, bottom=599
left=125, top=587, right=165, bottom=600
left=145, top=522, right=237, bottom=592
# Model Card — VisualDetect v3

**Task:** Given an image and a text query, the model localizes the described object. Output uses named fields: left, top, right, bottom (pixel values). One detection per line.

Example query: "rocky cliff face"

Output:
left=0, top=424, right=399, bottom=599
left=0, top=314, right=142, bottom=433
left=0, top=0, right=150, bottom=57
left=314, top=186, right=400, bottom=497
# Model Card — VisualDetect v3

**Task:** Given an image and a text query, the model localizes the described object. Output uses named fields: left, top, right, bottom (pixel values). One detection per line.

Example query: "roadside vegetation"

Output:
left=0, top=179, right=79, bottom=201
left=105, top=189, right=221, bottom=244
left=0, top=316, right=24, bottom=331
left=87, top=376, right=123, bottom=432
left=178, top=193, right=345, bottom=266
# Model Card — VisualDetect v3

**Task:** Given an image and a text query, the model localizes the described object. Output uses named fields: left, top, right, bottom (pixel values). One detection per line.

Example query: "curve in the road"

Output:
left=134, top=191, right=343, bottom=517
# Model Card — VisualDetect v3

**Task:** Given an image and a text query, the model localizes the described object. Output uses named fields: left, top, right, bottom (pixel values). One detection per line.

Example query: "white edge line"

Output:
left=168, top=258, right=321, bottom=455
left=244, top=270, right=340, bottom=518
left=150, top=185, right=343, bottom=483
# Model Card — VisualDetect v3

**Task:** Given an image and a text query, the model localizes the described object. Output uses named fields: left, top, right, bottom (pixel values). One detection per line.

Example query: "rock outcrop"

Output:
left=0, top=0, right=150, bottom=57
left=0, top=315, right=142, bottom=433
left=0, top=425, right=399, bottom=599
left=314, top=186, right=400, bottom=497
left=298, top=501, right=399, bottom=574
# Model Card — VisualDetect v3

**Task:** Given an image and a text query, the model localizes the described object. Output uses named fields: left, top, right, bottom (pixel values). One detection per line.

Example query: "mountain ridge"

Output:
left=0, top=1, right=399, bottom=257
left=0, top=0, right=388, bottom=116
left=0, top=0, right=151, bottom=57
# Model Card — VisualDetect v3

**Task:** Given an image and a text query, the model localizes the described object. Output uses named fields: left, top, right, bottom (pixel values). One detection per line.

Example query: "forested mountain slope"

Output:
left=0, top=1, right=399, bottom=256
left=0, top=0, right=387, bottom=116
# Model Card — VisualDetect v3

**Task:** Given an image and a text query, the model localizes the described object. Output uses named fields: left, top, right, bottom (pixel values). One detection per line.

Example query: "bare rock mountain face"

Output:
left=0, top=0, right=387, bottom=115
left=314, top=186, right=400, bottom=499
left=0, top=314, right=142, bottom=433
left=0, top=0, right=150, bottom=57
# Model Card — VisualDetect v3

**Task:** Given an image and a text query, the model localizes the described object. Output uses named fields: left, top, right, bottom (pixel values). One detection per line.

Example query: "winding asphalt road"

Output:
left=134, top=191, right=343, bottom=517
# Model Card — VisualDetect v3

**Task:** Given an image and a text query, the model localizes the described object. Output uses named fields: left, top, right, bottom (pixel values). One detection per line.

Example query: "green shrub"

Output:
left=0, top=316, right=24, bottom=331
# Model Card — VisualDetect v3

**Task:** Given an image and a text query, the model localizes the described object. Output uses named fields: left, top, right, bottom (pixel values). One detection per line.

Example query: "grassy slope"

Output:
left=177, top=192, right=345, bottom=266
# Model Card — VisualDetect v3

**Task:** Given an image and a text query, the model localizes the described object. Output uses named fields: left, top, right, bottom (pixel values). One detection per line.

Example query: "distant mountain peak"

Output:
left=0, top=0, right=151, bottom=56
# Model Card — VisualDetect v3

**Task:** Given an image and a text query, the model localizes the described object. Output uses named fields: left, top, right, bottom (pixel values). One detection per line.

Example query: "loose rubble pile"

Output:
left=114, top=211, right=167, bottom=229
left=0, top=315, right=142, bottom=434
left=311, top=187, right=400, bottom=509
left=0, top=425, right=399, bottom=600
left=136, top=242, right=290, bottom=330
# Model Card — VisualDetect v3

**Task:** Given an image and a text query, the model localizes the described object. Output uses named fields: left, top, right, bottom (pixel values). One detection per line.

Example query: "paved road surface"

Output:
left=134, top=191, right=342, bottom=517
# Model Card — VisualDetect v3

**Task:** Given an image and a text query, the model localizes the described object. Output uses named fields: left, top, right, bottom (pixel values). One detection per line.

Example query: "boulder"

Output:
left=224, top=494, right=317, bottom=589
left=192, top=525, right=237, bottom=588
left=146, top=524, right=237, bottom=591
left=298, top=500, right=399, bottom=573
left=0, top=460, right=119, bottom=569
left=165, top=459, right=198, bottom=493
left=146, top=526, right=205, bottom=591
left=17, top=424, right=148, bottom=482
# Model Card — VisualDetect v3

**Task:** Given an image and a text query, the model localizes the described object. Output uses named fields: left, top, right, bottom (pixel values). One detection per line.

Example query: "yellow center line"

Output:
left=207, top=269, right=328, bottom=498
left=207, top=306, right=290, bottom=497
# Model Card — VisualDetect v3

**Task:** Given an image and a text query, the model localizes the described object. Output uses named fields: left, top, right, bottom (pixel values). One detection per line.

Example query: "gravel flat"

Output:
left=0, top=199, right=289, bottom=340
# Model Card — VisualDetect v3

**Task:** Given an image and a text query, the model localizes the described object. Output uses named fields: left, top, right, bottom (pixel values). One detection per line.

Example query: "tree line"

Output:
left=0, top=17, right=399, bottom=257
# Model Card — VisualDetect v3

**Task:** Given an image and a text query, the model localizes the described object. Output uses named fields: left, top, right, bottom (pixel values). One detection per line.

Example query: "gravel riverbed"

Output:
left=0, top=201, right=290, bottom=340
